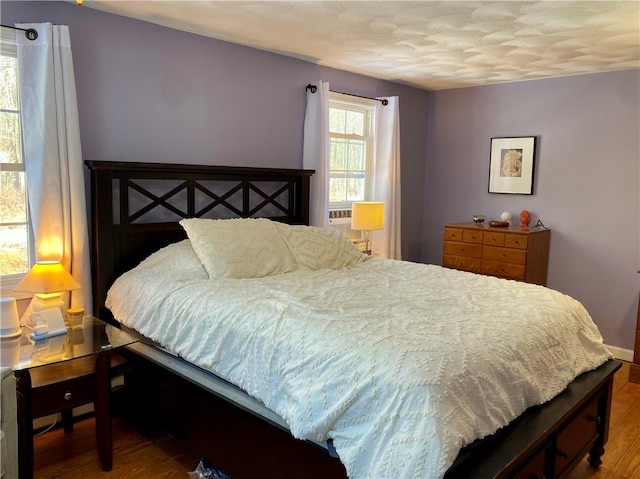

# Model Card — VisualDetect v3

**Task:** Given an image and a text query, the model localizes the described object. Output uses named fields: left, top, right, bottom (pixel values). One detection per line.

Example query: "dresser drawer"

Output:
left=32, top=374, right=95, bottom=417
left=481, top=260, right=525, bottom=280
left=443, top=255, right=481, bottom=273
left=443, top=242, right=482, bottom=259
left=554, top=394, right=600, bottom=476
left=462, top=229, right=483, bottom=244
left=483, top=231, right=505, bottom=246
left=505, top=234, right=528, bottom=250
left=483, top=246, right=527, bottom=265
left=444, top=227, right=463, bottom=242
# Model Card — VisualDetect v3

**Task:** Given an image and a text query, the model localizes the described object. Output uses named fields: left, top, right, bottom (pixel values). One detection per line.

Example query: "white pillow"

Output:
left=180, top=218, right=298, bottom=279
left=274, top=222, right=368, bottom=270
left=134, top=239, right=205, bottom=276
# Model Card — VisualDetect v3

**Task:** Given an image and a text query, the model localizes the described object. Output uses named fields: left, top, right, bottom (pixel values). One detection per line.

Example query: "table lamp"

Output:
left=351, top=201, right=385, bottom=255
left=14, top=261, right=81, bottom=322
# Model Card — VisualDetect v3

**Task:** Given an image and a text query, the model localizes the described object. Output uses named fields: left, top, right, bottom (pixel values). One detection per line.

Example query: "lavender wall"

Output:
left=1, top=1, right=430, bottom=262
left=424, top=70, right=640, bottom=351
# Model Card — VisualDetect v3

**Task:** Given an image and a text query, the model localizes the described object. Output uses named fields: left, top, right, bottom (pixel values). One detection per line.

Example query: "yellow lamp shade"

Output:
left=14, top=262, right=81, bottom=294
left=351, top=202, right=385, bottom=231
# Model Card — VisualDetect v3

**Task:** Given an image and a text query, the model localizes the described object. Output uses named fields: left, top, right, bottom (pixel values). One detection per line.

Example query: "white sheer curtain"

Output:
left=302, top=81, right=330, bottom=227
left=17, top=23, right=92, bottom=314
left=372, top=97, right=402, bottom=260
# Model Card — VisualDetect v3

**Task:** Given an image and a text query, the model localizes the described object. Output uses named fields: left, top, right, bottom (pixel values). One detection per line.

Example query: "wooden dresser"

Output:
left=630, top=271, right=640, bottom=384
left=443, top=222, right=551, bottom=286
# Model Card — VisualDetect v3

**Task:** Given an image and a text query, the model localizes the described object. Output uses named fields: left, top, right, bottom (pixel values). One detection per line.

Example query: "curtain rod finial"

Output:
left=25, top=28, right=38, bottom=41
left=306, top=84, right=317, bottom=94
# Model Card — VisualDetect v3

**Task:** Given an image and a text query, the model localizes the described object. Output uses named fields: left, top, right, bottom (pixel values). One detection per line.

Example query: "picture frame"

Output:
left=488, top=136, right=536, bottom=195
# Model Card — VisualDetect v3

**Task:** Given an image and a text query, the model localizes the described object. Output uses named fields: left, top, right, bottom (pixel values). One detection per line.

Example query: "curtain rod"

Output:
left=1, top=24, right=38, bottom=40
left=306, top=84, right=388, bottom=106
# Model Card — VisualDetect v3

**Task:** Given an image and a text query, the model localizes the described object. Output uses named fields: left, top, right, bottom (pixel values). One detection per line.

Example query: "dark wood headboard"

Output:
left=86, top=160, right=314, bottom=323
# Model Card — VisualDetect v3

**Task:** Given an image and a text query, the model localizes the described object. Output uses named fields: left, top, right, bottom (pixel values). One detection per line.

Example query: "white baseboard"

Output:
left=606, top=344, right=634, bottom=362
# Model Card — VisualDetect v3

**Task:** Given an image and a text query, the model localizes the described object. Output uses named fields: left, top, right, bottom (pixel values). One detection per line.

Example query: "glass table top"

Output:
left=0, top=317, right=138, bottom=371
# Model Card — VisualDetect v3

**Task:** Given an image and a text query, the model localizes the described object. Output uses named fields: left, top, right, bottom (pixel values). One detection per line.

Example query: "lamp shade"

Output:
left=14, top=261, right=81, bottom=294
left=351, top=202, right=385, bottom=231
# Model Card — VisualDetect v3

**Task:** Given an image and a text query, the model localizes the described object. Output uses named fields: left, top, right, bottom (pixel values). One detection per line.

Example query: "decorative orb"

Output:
left=500, top=211, right=512, bottom=223
left=472, top=215, right=485, bottom=224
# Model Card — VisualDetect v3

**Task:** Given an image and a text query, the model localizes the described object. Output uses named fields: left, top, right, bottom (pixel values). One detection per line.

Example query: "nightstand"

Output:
left=1, top=317, right=138, bottom=479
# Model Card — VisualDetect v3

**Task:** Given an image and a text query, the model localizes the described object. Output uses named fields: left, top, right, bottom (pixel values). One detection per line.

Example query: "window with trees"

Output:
left=1, top=27, right=31, bottom=283
left=328, top=93, right=375, bottom=211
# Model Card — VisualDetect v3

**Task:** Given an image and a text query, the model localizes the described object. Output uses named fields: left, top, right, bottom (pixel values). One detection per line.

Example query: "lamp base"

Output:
left=32, top=292, right=65, bottom=313
left=364, top=230, right=373, bottom=256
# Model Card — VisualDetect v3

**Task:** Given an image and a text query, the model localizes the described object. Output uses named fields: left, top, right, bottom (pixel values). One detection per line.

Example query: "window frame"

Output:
left=328, top=92, right=376, bottom=211
left=1, top=26, right=33, bottom=294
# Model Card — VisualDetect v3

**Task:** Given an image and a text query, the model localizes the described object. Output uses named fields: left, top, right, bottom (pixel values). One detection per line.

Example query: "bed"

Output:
left=87, top=160, right=621, bottom=479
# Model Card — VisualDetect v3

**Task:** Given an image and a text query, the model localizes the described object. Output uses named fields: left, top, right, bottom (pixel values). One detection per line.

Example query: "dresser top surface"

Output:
left=445, top=222, right=550, bottom=234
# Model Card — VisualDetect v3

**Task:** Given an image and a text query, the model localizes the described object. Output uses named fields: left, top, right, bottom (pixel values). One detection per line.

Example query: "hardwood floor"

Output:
left=34, top=418, right=197, bottom=478
left=33, top=362, right=640, bottom=479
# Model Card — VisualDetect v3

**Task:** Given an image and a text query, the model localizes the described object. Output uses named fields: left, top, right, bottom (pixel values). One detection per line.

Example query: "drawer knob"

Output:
left=588, top=414, right=602, bottom=425
left=556, top=449, right=569, bottom=459
left=64, top=392, right=72, bottom=401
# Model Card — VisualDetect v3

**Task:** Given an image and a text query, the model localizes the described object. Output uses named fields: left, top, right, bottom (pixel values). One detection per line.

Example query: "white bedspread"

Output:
left=106, top=241, right=611, bottom=479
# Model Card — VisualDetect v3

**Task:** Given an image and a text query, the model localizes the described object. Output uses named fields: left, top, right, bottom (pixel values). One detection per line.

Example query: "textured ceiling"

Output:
left=81, top=1, right=640, bottom=90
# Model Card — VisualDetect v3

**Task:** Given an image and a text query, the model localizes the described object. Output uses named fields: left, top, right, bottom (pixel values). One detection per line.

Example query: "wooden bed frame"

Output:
left=86, top=160, right=621, bottom=479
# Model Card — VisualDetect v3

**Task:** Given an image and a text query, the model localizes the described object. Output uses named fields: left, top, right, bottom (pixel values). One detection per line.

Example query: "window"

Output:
left=328, top=93, right=375, bottom=211
left=1, top=27, right=32, bottom=286
left=327, top=93, right=376, bottom=246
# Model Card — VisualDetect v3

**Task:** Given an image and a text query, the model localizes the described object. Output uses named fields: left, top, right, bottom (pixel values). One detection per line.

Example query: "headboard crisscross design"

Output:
left=196, top=181, right=244, bottom=218
left=247, top=182, right=292, bottom=217
left=86, top=161, right=313, bottom=322
left=121, top=178, right=294, bottom=224
left=125, top=179, right=190, bottom=223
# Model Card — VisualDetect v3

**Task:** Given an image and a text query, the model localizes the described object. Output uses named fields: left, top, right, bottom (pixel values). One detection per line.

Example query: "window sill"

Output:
left=1, top=274, right=33, bottom=300
left=0, top=289, right=32, bottom=301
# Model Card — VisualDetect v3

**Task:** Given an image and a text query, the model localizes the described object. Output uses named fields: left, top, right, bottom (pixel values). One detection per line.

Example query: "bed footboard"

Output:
left=446, top=359, right=621, bottom=479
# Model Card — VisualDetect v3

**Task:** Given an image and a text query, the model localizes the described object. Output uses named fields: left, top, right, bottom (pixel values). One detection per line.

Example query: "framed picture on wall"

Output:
left=488, top=136, right=536, bottom=194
